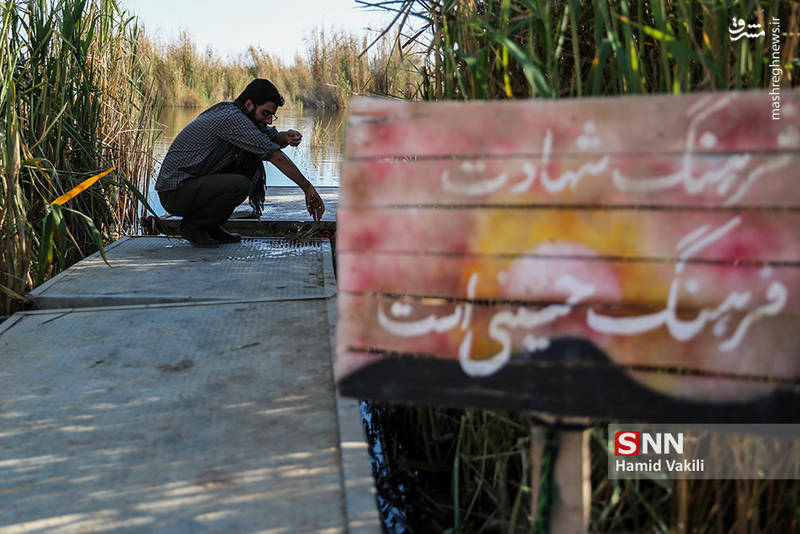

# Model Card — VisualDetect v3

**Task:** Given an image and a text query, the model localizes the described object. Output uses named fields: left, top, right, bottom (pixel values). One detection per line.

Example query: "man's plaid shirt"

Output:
left=155, top=101, right=281, bottom=192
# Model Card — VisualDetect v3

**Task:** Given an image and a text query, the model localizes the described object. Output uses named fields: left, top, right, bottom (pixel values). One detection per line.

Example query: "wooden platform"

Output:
left=29, top=237, right=336, bottom=308
left=156, top=186, right=338, bottom=237
left=0, top=234, right=379, bottom=533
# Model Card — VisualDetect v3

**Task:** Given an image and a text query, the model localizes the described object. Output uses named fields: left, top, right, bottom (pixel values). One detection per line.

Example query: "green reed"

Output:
left=0, top=0, right=161, bottom=317
left=363, top=0, right=798, bottom=99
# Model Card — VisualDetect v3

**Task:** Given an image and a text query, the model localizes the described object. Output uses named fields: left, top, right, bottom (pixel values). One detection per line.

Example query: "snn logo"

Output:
left=614, top=431, right=684, bottom=456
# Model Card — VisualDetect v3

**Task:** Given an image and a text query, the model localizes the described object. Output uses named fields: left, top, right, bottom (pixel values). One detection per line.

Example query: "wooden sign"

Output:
left=336, top=92, right=800, bottom=422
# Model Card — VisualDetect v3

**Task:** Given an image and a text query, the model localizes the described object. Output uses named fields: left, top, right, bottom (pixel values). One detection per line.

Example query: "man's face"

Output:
left=245, top=100, right=278, bottom=129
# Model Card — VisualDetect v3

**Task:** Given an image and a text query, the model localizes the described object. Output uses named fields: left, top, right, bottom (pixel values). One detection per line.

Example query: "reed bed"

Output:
left=146, top=27, right=422, bottom=109
left=365, top=402, right=559, bottom=532
left=145, top=32, right=253, bottom=108
left=362, top=0, right=798, bottom=99
left=0, top=0, right=160, bottom=317
left=360, top=1, right=800, bottom=532
left=365, top=404, right=800, bottom=533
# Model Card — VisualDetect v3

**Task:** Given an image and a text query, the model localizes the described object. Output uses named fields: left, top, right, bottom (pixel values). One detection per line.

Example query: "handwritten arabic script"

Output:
left=376, top=216, right=788, bottom=377
left=440, top=95, right=793, bottom=206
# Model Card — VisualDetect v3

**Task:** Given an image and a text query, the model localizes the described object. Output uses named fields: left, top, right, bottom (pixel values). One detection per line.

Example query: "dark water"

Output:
left=147, top=106, right=346, bottom=216
left=361, top=400, right=466, bottom=534
left=361, top=401, right=413, bottom=533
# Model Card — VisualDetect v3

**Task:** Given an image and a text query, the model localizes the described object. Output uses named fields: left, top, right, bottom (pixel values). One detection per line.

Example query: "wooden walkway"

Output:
left=156, top=186, right=339, bottom=238
left=0, top=190, right=381, bottom=533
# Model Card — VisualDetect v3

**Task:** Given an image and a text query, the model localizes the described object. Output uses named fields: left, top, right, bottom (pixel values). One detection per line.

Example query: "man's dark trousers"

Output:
left=158, top=173, right=250, bottom=230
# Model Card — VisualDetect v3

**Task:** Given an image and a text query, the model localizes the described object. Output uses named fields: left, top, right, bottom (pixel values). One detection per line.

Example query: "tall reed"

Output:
left=0, top=0, right=160, bottom=317
left=364, top=0, right=798, bottom=99
left=360, top=1, right=800, bottom=531
left=146, top=32, right=253, bottom=108
left=146, top=26, right=422, bottom=109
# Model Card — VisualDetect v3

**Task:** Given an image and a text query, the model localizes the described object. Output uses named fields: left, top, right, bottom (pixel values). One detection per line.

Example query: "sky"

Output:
left=123, top=0, right=397, bottom=63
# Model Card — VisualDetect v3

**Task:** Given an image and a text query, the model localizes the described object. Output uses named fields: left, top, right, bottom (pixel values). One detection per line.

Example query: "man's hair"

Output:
left=234, top=79, right=285, bottom=107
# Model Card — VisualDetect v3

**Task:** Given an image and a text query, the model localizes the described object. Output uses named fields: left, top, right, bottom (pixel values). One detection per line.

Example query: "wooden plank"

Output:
left=340, top=154, right=800, bottom=208
left=337, top=207, right=800, bottom=261
left=158, top=218, right=336, bottom=238
left=338, top=253, right=800, bottom=314
left=530, top=426, right=546, bottom=524
left=337, top=294, right=799, bottom=384
left=345, top=92, right=799, bottom=159
left=551, top=430, right=591, bottom=534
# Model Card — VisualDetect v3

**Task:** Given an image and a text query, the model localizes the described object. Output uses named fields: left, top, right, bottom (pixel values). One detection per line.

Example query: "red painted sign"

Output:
left=336, top=91, right=800, bottom=421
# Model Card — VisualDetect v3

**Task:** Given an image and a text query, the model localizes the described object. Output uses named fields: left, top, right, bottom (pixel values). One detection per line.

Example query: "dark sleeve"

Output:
left=264, top=126, right=279, bottom=141
left=217, top=111, right=282, bottom=160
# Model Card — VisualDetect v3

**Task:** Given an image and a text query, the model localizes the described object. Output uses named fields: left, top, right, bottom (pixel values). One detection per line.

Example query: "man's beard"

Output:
left=246, top=107, right=265, bottom=131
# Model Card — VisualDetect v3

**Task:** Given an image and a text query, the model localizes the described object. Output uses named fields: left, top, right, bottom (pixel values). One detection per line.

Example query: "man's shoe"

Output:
left=208, top=226, right=241, bottom=243
left=179, top=222, right=220, bottom=248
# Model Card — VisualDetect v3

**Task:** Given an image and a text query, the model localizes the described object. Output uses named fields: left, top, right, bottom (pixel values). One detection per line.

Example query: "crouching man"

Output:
left=155, top=78, right=325, bottom=248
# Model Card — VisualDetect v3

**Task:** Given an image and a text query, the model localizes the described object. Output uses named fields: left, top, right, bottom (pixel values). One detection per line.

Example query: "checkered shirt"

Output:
left=155, top=101, right=281, bottom=192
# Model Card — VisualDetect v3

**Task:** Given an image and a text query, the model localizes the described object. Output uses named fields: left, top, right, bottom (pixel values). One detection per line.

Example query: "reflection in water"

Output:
left=148, top=106, right=345, bottom=215
left=268, top=109, right=346, bottom=188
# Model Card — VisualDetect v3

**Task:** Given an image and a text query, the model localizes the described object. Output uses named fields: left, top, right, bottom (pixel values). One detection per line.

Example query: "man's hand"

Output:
left=268, top=150, right=322, bottom=220
left=304, top=186, right=325, bottom=221
left=287, top=129, right=303, bottom=147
